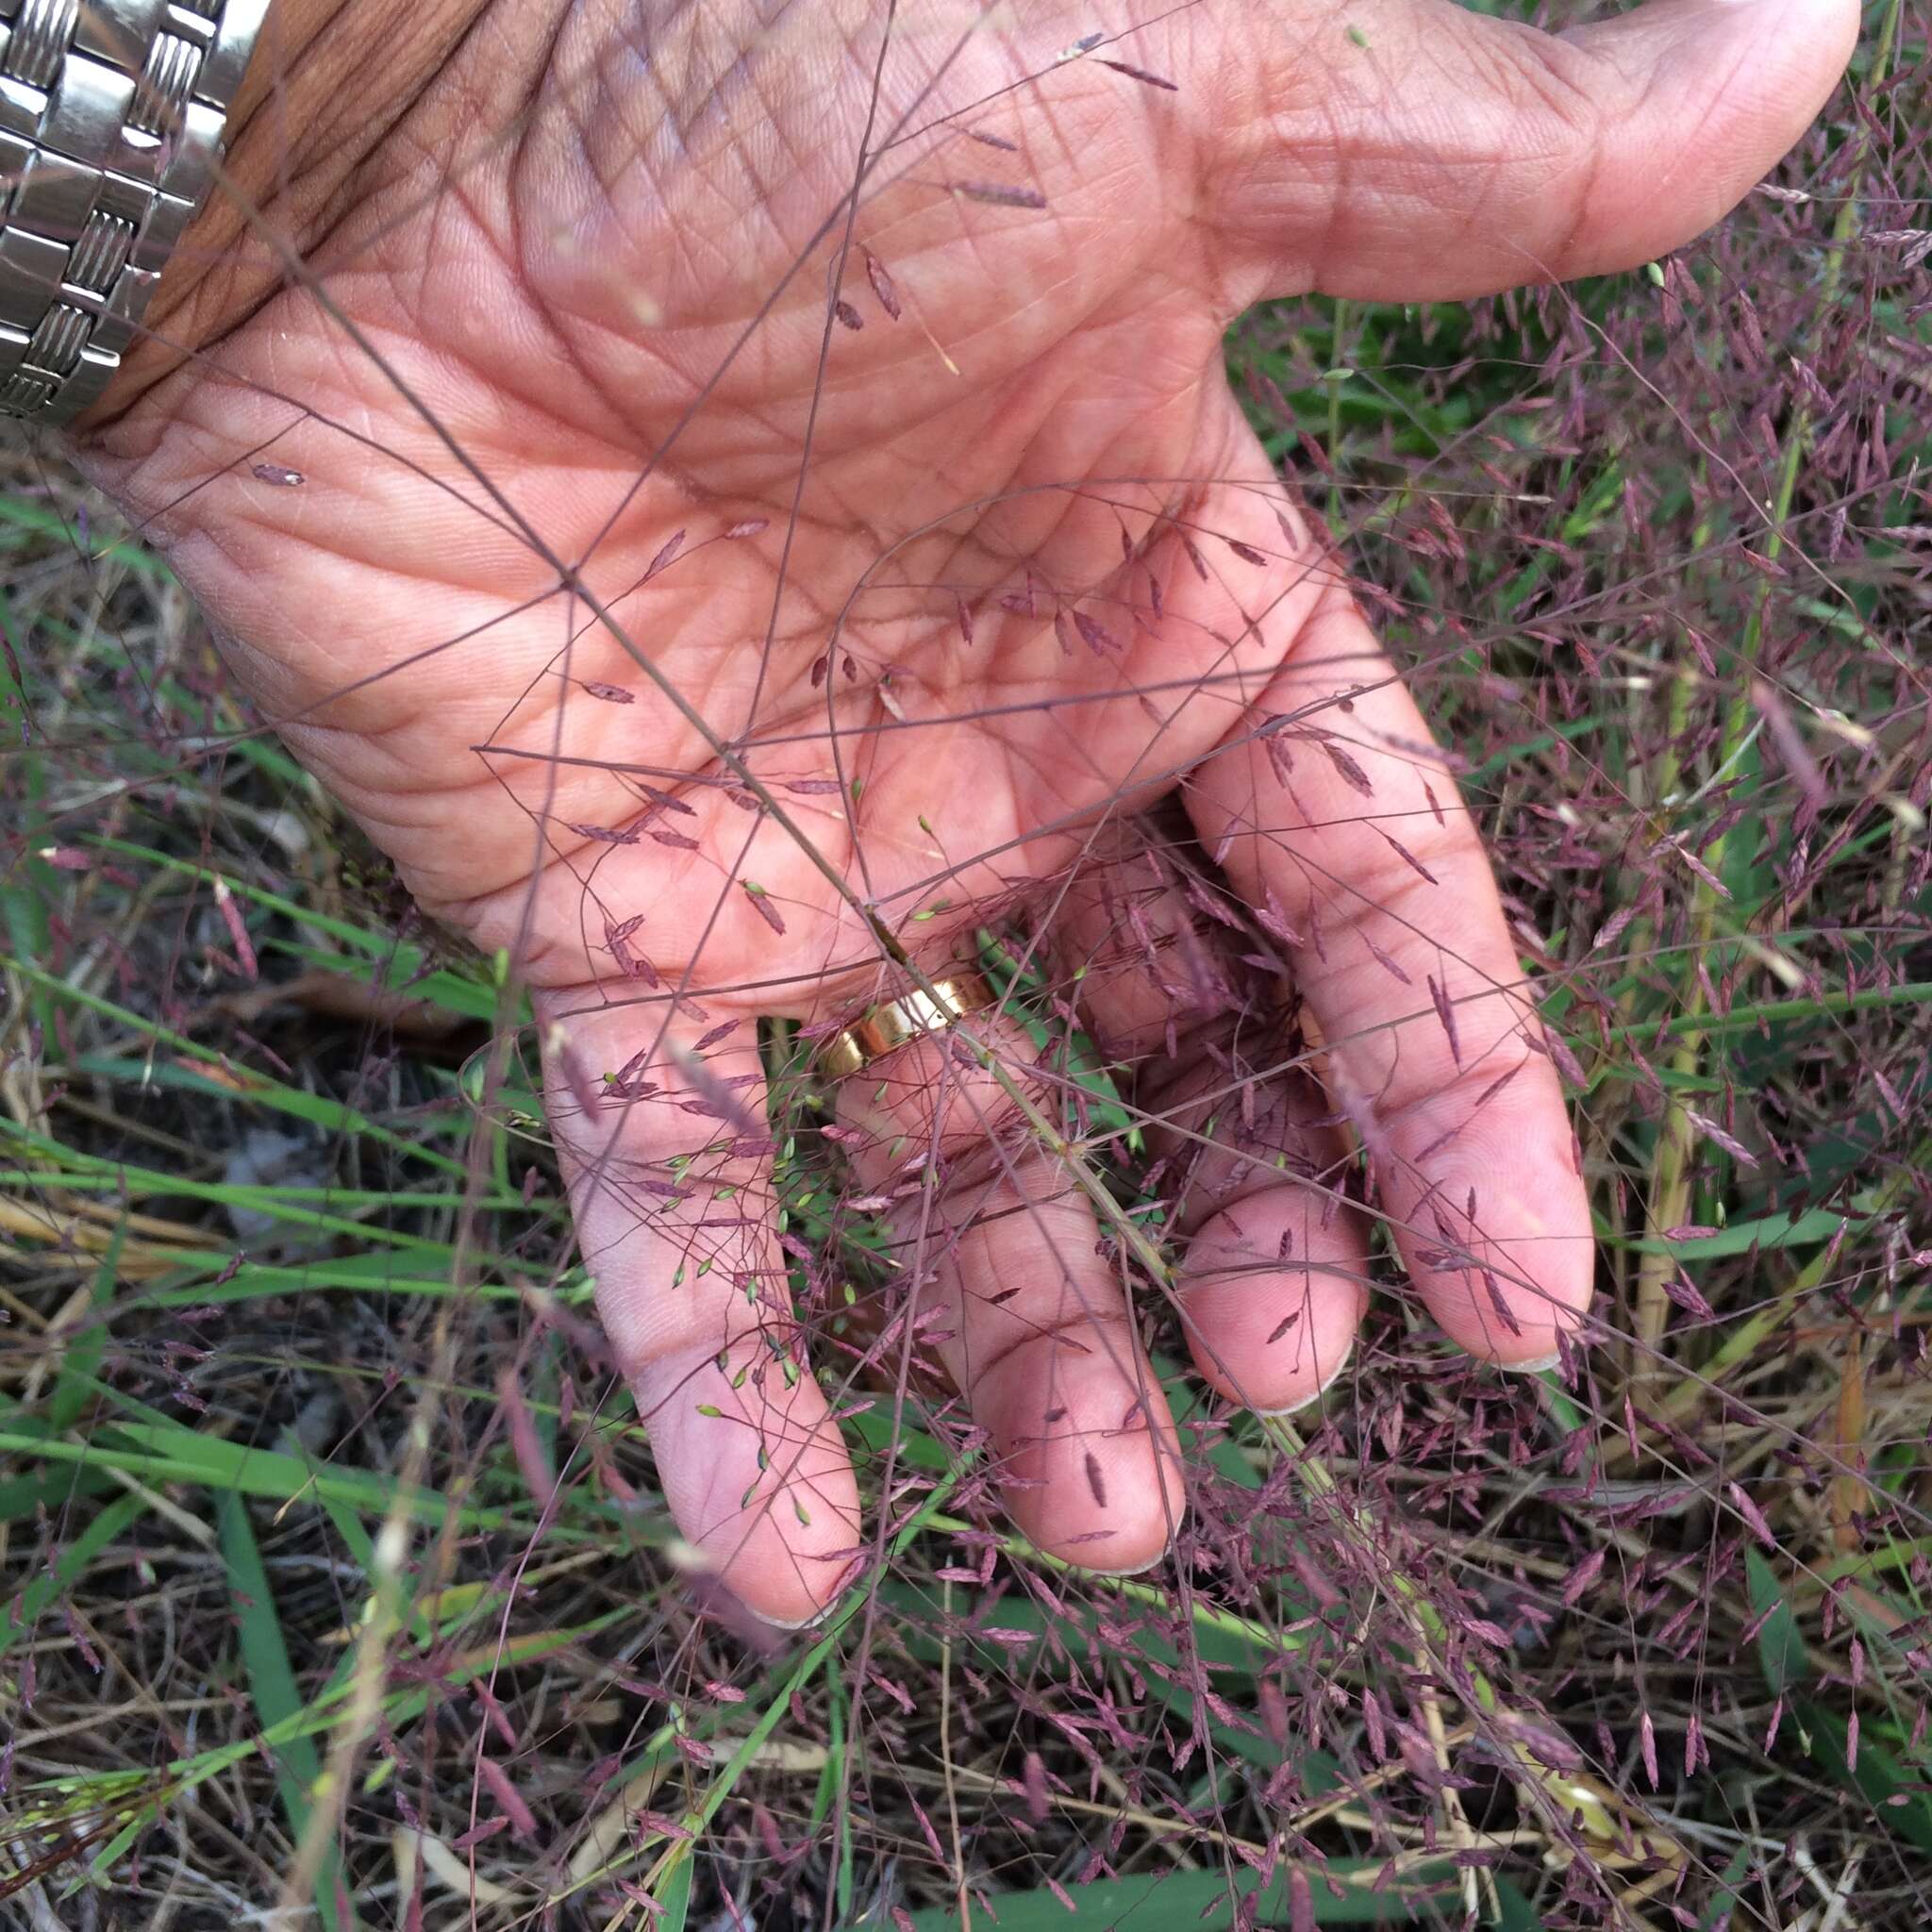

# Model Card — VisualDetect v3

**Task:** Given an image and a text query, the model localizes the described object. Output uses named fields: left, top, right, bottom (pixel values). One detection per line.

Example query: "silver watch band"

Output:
left=0, top=0, right=270, bottom=425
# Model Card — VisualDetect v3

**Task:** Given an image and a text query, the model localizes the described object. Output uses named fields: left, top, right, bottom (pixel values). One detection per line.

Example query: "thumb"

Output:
left=1202, top=0, right=1859, bottom=301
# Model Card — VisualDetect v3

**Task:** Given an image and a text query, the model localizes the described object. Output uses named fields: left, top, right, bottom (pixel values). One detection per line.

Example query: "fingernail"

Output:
left=1498, top=1350, right=1562, bottom=1375
left=1081, top=1551, right=1165, bottom=1579
left=753, top=1605, right=828, bottom=1632
left=1250, top=1353, right=1354, bottom=1417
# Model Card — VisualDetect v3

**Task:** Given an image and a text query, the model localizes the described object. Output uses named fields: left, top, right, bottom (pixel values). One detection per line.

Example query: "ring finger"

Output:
left=1057, top=827, right=1374, bottom=1415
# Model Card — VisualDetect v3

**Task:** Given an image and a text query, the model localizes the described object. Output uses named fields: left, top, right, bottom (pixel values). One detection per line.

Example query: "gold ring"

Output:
left=815, top=970, right=1000, bottom=1081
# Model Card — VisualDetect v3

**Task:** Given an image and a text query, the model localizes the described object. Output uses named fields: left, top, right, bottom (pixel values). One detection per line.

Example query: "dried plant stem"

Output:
left=1413, top=1657, right=1491, bottom=1922
left=939, top=1575, right=971, bottom=1929
left=1830, top=1320, right=1870, bottom=1554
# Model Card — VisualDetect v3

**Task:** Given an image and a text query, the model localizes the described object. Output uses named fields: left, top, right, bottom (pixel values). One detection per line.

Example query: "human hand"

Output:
left=75, top=0, right=1856, bottom=1623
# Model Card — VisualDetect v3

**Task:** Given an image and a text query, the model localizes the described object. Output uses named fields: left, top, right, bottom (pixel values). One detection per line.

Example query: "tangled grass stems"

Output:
left=3, top=2, right=1929, bottom=1928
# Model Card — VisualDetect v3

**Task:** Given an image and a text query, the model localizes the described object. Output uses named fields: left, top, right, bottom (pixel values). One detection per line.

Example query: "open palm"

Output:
left=80, top=0, right=1854, bottom=1621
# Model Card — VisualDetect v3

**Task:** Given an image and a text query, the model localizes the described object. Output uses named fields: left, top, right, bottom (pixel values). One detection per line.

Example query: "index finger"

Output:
left=1184, top=576, right=1591, bottom=1368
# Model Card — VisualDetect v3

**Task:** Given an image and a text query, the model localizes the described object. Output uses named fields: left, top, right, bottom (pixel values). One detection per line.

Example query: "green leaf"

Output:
left=0, top=492, right=164, bottom=569
left=0, top=1460, right=119, bottom=1523
left=1744, top=1559, right=1932, bottom=1857
left=1607, top=1206, right=1849, bottom=1260
left=1743, top=1550, right=1807, bottom=1696
left=892, top=1857, right=1455, bottom=1930
left=48, top=1317, right=107, bottom=1431
left=1699, top=1842, right=1755, bottom=1932
left=1159, top=1356, right=1261, bottom=1492
left=1793, top=1699, right=1932, bottom=1857
left=87, top=1811, right=156, bottom=1886
left=49, top=1223, right=119, bottom=1431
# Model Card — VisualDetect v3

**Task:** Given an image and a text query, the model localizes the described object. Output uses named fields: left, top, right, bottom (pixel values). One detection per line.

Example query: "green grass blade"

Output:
left=218, top=1491, right=351, bottom=1931
left=657, top=1853, right=694, bottom=1931
left=0, top=1416, right=541, bottom=1538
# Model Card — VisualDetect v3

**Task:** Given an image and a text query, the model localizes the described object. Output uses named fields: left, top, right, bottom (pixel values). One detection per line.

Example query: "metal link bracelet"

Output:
left=0, top=0, right=270, bottom=424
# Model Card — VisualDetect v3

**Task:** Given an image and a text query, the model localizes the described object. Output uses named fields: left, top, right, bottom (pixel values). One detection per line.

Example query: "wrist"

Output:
left=74, top=0, right=491, bottom=434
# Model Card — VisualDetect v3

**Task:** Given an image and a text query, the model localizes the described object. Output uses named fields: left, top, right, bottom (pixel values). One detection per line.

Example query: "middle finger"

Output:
left=834, top=1008, right=1186, bottom=1574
